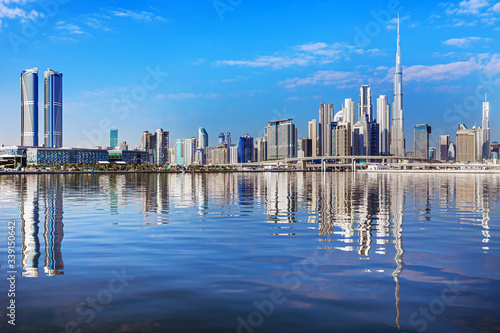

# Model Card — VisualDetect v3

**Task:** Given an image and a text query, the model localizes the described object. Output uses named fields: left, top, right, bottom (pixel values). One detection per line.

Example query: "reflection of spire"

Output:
left=391, top=175, right=405, bottom=329
left=44, top=176, right=64, bottom=276
left=21, top=176, right=41, bottom=277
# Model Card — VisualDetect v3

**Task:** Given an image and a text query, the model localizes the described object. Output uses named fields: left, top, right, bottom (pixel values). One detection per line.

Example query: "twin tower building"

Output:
left=21, top=67, right=63, bottom=148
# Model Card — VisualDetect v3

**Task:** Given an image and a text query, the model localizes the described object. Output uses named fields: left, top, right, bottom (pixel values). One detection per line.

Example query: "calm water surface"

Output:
left=0, top=172, right=499, bottom=333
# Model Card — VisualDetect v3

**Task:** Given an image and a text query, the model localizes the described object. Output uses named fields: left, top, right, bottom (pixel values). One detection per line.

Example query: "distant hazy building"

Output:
left=238, top=134, right=254, bottom=163
left=226, top=130, right=232, bottom=163
left=491, top=141, right=499, bottom=159
left=176, top=138, right=195, bottom=165
left=298, top=138, right=312, bottom=158
left=318, top=103, right=333, bottom=156
left=218, top=131, right=225, bottom=146
left=110, top=129, right=118, bottom=149
left=448, top=142, right=456, bottom=161
left=198, top=127, right=208, bottom=150
left=482, top=96, right=490, bottom=160
left=456, top=126, right=477, bottom=163
left=414, top=124, right=431, bottom=159
left=44, top=69, right=63, bottom=148
left=21, top=67, right=39, bottom=146
left=118, top=141, right=128, bottom=150
left=359, top=85, right=373, bottom=122
left=439, top=135, right=450, bottom=161
left=266, top=119, right=297, bottom=160
left=429, top=147, right=436, bottom=160
left=308, top=119, right=317, bottom=157
left=376, top=95, right=390, bottom=155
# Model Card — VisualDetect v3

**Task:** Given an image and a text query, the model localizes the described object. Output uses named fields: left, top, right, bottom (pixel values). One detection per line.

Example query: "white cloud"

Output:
left=387, top=15, right=410, bottom=30
left=445, top=0, right=490, bottom=15
left=56, top=21, right=85, bottom=35
left=156, top=92, right=217, bottom=100
left=108, top=8, right=167, bottom=22
left=0, top=1, right=40, bottom=27
left=280, top=70, right=362, bottom=89
left=403, top=59, right=483, bottom=82
left=442, top=36, right=491, bottom=47
left=215, top=42, right=382, bottom=70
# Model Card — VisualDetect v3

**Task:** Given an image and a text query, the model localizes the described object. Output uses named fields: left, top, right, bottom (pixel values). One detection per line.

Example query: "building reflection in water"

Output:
left=21, top=175, right=64, bottom=277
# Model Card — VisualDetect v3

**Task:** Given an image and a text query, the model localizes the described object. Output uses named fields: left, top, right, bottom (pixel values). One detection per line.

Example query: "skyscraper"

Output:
left=308, top=119, right=318, bottom=157
left=359, top=85, right=372, bottom=122
left=343, top=98, right=355, bottom=127
left=414, top=124, right=431, bottom=159
left=456, top=126, right=477, bottom=163
left=483, top=95, right=490, bottom=160
left=21, top=67, right=39, bottom=146
left=44, top=69, right=63, bottom=148
left=318, top=103, right=333, bottom=156
left=218, top=131, right=225, bottom=146
left=226, top=130, right=232, bottom=163
left=391, top=16, right=405, bottom=157
left=110, top=129, right=118, bottom=149
left=198, top=127, right=208, bottom=150
left=439, top=135, right=450, bottom=161
left=377, top=95, right=391, bottom=155
left=155, top=129, right=169, bottom=165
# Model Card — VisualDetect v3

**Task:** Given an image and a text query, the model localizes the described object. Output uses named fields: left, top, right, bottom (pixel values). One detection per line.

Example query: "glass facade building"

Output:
left=414, top=124, right=432, bottom=159
left=44, top=69, right=63, bottom=148
left=21, top=68, right=39, bottom=147
left=238, top=135, right=254, bottom=163
left=110, top=129, right=118, bottom=149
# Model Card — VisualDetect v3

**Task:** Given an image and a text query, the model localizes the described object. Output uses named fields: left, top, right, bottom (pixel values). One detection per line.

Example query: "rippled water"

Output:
left=0, top=172, right=499, bottom=333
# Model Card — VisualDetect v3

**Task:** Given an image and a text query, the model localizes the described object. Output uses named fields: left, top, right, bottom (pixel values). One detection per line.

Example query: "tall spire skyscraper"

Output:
left=391, top=16, right=405, bottom=157
left=482, top=94, right=490, bottom=159
left=21, top=68, right=39, bottom=147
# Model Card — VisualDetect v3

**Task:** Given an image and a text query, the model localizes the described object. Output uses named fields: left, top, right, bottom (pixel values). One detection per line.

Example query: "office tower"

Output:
left=21, top=67, right=39, bottom=146
left=391, top=17, right=405, bottom=157
left=230, top=145, right=239, bottom=164
left=218, top=131, right=225, bottom=146
left=44, top=69, right=63, bottom=148
left=482, top=95, right=490, bottom=159
left=110, top=129, right=118, bottom=149
left=429, top=147, right=436, bottom=160
left=176, top=138, right=195, bottom=165
left=335, top=123, right=351, bottom=157
left=448, top=142, right=456, bottom=161
left=298, top=138, right=312, bottom=158
left=266, top=119, right=297, bottom=160
left=194, top=148, right=205, bottom=165
left=414, top=124, right=431, bottom=159
left=155, top=129, right=169, bottom=164
left=308, top=119, right=318, bottom=157
left=439, top=135, right=450, bottom=161
left=359, top=85, right=372, bottom=122
left=238, top=134, right=254, bottom=163
left=344, top=98, right=356, bottom=127
left=456, top=126, right=477, bottom=162
left=198, top=127, right=208, bottom=150
left=491, top=141, right=499, bottom=159
left=377, top=95, right=391, bottom=155
left=318, top=103, right=333, bottom=156
left=474, top=126, right=483, bottom=163
left=255, top=137, right=267, bottom=162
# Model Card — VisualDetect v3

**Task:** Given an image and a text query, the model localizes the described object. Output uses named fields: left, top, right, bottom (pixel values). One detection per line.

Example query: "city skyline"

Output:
left=0, top=0, right=499, bottom=150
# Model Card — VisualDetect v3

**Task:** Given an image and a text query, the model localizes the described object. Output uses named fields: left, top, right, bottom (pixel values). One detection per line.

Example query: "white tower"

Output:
left=391, top=15, right=405, bottom=157
left=482, top=94, right=490, bottom=159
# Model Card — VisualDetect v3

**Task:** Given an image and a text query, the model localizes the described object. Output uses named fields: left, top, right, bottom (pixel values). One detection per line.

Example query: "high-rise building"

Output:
left=376, top=95, right=390, bottom=155
left=176, top=138, right=195, bottom=165
left=414, top=124, right=431, bottom=159
left=439, top=135, right=450, bottom=161
left=391, top=17, right=405, bottom=157
left=343, top=98, right=355, bottom=127
left=482, top=95, right=490, bottom=160
left=335, top=122, right=351, bottom=157
left=448, top=142, right=456, bottom=161
left=110, top=129, right=118, bottom=149
left=308, top=119, right=318, bottom=157
left=21, top=68, right=39, bottom=146
left=359, top=85, right=372, bottom=122
left=367, top=120, right=380, bottom=156
left=44, top=69, right=63, bottom=148
left=198, top=127, right=208, bottom=150
left=266, top=119, right=297, bottom=160
left=226, top=130, right=232, bottom=163
left=155, top=129, right=169, bottom=165
left=238, top=134, right=254, bottom=163
left=352, top=118, right=368, bottom=156
left=255, top=137, right=267, bottom=162
left=456, top=126, right=477, bottom=163
left=119, top=141, right=128, bottom=150
left=490, top=141, right=499, bottom=159
left=318, top=103, right=333, bottom=156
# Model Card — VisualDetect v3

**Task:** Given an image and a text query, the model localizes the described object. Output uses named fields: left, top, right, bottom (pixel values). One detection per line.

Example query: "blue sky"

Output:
left=0, top=0, right=499, bottom=150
